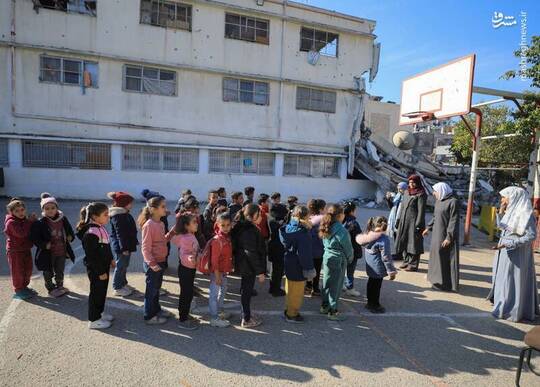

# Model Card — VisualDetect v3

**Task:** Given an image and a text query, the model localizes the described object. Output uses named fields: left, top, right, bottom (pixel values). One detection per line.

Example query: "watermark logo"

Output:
left=492, top=11, right=528, bottom=81
left=492, top=12, right=517, bottom=28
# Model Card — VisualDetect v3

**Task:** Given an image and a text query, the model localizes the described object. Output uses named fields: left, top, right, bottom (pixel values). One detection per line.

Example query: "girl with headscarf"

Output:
left=385, top=182, right=408, bottom=261
left=395, top=174, right=427, bottom=271
left=489, top=186, right=539, bottom=322
left=422, top=182, right=460, bottom=292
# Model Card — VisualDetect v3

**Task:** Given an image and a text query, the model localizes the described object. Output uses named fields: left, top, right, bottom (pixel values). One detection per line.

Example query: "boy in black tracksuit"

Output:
left=342, top=202, right=363, bottom=296
left=268, top=203, right=288, bottom=296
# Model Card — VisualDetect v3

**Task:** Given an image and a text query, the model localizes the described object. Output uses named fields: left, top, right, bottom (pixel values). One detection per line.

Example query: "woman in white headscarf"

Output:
left=422, top=182, right=460, bottom=291
left=489, top=186, right=539, bottom=322
left=385, top=182, right=408, bottom=260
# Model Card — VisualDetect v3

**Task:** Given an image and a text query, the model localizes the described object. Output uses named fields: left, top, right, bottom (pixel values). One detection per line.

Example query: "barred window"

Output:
left=225, top=13, right=269, bottom=44
left=123, top=65, right=176, bottom=96
left=40, top=55, right=99, bottom=88
left=223, top=78, right=269, bottom=105
left=296, top=87, right=336, bottom=113
left=300, top=27, right=338, bottom=57
left=23, top=140, right=111, bottom=169
left=209, top=150, right=274, bottom=175
left=0, top=139, right=8, bottom=166
left=33, top=0, right=96, bottom=16
left=140, top=0, right=192, bottom=31
left=122, top=145, right=198, bottom=172
left=283, top=155, right=340, bottom=178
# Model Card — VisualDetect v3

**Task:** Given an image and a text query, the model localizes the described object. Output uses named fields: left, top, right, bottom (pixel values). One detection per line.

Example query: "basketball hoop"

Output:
left=401, top=111, right=435, bottom=122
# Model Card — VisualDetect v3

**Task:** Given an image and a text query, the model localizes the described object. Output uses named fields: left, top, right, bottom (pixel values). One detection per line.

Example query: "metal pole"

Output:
left=463, top=108, right=483, bottom=245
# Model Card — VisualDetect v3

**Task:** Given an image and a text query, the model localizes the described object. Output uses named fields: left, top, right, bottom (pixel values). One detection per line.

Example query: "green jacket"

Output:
left=322, top=222, right=354, bottom=263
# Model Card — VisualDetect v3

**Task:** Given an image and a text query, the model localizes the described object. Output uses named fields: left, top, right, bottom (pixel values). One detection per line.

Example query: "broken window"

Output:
left=209, top=150, right=274, bottom=175
left=32, top=0, right=96, bottom=16
left=23, top=140, right=110, bottom=169
left=225, top=13, right=269, bottom=44
left=140, top=0, right=192, bottom=31
left=300, top=27, right=338, bottom=57
left=122, top=145, right=198, bottom=172
left=40, top=55, right=99, bottom=87
left=123, top=65, right=176, bottom=96
left=283, top=155, right=340, bottom=178
left=296, top=86, right=336, bottom=113
left=223, top=78, right=269, bottom=105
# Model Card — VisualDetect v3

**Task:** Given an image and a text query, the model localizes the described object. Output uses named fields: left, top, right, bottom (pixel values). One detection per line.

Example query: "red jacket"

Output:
left=256, top=208, right=270, bottom=240
left=4, top=214, right=34, bottom=252
left=210, top=231, right=233, bottom=273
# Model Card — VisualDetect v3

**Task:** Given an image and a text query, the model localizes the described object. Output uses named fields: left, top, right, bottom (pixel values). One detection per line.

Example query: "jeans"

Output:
left=112, top=252, right=131, bottom=290
left=366, top=277, right=383, bottom=307
left=209, top=273, right=228, bottom=319
left=322, top=256, right=347, bottom=312
left=88, top=270, right=109, bottom=322
left=241, top=275, right=256, bottom=321
left=143, top=262, right=165, bottom=320
left=344, top=257, right=359, bottom=290
left=44, top=255, right=66, bottom=291
left=178, top=263, right=196, bottom=321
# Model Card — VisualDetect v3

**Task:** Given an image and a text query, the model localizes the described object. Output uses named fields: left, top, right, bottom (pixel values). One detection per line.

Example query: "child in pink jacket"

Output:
left=170, top=213, right=201, bottom=331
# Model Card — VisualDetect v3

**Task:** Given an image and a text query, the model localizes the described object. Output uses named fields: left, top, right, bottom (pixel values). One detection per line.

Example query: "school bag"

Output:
left=197, top=236, right=223, bottom=275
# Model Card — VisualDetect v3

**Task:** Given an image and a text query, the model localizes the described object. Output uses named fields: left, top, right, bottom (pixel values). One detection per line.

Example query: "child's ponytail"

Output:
left=76, top=202, right=108, bottom=231
left=319, top=204, right=343, bottom=239
left=366, top=216, right=388, bottom=232
left=138, top=196, right=165, bottom=228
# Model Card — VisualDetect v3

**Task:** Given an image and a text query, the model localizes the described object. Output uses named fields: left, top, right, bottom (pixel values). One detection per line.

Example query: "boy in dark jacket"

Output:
left=342, top=202, right=363, bottom=297
left=268, top=199, right=288, bottom=297
left=30, top=193, right=75, bottom=298
left=202, top=189, right=219, bottom=241
left=108, top=191, right=138, bottom=297
left=174, top=189, right=192, bottom=214
left=243, top=186, right=255, bottom=206
left=217, top=187, right=228, bottom=207
left=228, top=191, right=244, bottom=220
left=279, top=206, right=315, bottom=323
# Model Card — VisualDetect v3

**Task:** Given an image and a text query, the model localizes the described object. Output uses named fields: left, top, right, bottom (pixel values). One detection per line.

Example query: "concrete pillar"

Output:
left=275, top=153, right=284, bottom=176
left=339, top=157, right=348, bottom=180
left=8, top=139, right=22, bottom=168
left=199, top=148, right=209, bottom=175
left=111, top=144, right=122, bottom=171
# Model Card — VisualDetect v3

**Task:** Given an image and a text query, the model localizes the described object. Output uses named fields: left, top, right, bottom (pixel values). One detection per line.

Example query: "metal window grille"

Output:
left=0, top=139, right=8, bottom=166
left=225, top=13, right=269, bottom=44
left=296, top=86, right=336, bottom=113
left=140, top=0, right=192, bottom=31
left=122, top=145, right=198, bottom=172
left=209, top=150, right=274, bottom=175
left=124, top=65, right=177, bottom=96
left=40, top=55, right=99, bottom=88
left=223, top=78, right=269, bottom=105
left=300, top=27, right=339, bottom=57
left=33, top=0, right=96, bottom=16
left=23, top=140, right=111, bottom=169
left=283, top=154, right=340, bottom=178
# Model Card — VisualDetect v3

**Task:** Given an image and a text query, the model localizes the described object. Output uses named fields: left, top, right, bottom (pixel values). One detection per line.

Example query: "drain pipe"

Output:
left=277, top=0, right=287, bottom=139
left=10, top=0, right=16, bottom=115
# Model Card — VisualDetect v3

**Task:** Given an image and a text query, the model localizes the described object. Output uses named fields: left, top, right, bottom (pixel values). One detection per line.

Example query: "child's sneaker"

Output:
left=210, top=318, right=230, bottom=328
left=178, top=319, right=199, bottom=330
left=311, top=289, right=321, bottom=297
left=241, top=317, right=262, bottom=328
left=219, top=311, right=232, bottom=320
left=365, top=304, right=386, bottom=314
left=159, top=309, right=174, bottom=319
left=48, top=288, right=64, bottom=298
left=13, top=290, right=33, bottom=300
left=284, top=312, right=305, bottom=324
left=57, top=286, right=69, bottom=295
left=88, top=319, right=112, bottom=329
left=344, top=288, right=361, bottom=297
left=319, top=306, right=330, bottom=314
left=26, top=287, right=38, bottom=295
left=113, top=287, right=132, bottom=297
left=125, top=284, right=136, bottom=291
left=101, top=313, right=114, bottom=321
left=145, top=316, right=167, bottom=325
left=327, top=312, right=346, bottom=321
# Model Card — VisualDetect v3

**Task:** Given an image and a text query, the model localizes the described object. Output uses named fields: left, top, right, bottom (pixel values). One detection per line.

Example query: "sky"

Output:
left=301, top=0, right=539, bottom=105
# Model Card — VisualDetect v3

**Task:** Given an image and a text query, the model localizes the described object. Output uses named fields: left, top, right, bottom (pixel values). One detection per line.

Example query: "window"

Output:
left=0, top=139, right=8, bottom=167
left=223, top=78, right=269, bottom=105
left=122, top=145, right=198, bottom=172
left=225, top=13, right=269, bottom=44
left=40, top=55, right=99, bottom=87
left=209, top=150, right=274, bottom=175
left=23, top=140, right=110, bottom=169
left=123, top=65, right=176, bottom=96
left=32, top=0, right=96, bottom=16
left=296, top=87, right=336, bottom=113
left=283, top=155, right=340, bottom=178
left=140, top=0, right=192, bottom=31
left=300, top=27, right=338, bottom=57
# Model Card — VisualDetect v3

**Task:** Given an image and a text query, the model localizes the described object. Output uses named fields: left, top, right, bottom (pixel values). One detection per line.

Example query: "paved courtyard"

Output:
left=0, top=199, right=539, bottom=386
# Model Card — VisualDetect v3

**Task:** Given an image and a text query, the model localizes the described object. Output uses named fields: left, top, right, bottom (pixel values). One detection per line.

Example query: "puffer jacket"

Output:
left=76, top=223, right=113, bottom=276
left=30, top=212, right=75, bottom=271
left=4, top=214, right=34, bottom=252
left=109, top=206, right=138, bottom=253
left=356, top=231, right=396, bottom=279
left=343, top=215, right=363, bottom=260
left=279, top=219, right=313, bottom=281
left=231, top=220, right=266, bottom=277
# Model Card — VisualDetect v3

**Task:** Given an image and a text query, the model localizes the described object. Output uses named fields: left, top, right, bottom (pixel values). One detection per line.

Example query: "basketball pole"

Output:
left=463, top=107, right=483, bottom=245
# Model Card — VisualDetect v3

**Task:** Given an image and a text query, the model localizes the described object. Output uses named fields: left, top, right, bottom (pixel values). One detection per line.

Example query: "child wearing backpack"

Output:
left=207, top=212, right=233, bottom=328
left=170, top=213, right=201, bottom=330
left=76, top=202, right=114, bottom=329
left=4, top=198, right=37, bottom=300
left=107, top=191, right=138, bottom=297
left=356, top=216, right=397, bottom=314
left=30, top=193, right=75, bottom=298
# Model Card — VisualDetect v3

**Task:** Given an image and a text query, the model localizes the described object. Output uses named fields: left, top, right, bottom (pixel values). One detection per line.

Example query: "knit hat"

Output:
left=141, top=189, right=165, bottom=201
left=107, top=191, right=134, bottom=208
left=40, top=192, right=58, bottom=209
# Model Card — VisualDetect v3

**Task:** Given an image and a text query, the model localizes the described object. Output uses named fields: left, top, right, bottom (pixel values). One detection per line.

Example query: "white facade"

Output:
left=0, top=0, right=378, bottom=202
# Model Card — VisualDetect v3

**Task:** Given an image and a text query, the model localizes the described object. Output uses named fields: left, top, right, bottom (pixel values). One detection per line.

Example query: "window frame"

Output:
left=22, top=140, right=111, bottom=170
left=296, top=86, right=337, bottom=114
left=33, top=0, right=97, bottom=16
left=224, top=12, right=270, bottom=45
left=122, top=145, right=199, bottom=172
left=208, top=150, right=275, bottom=175
left=39, top=55, right=99, bottom=88
left=139, top=0, right=192, bottom=31
left=122, top=64, right=177, bottom=97
left=283, top=154, right=340, bottom=178
left=299, top=26, right=339, bottom=57
left=222, top=77, right=270, bottom=106
left=0, top=139, right=8, bottom=167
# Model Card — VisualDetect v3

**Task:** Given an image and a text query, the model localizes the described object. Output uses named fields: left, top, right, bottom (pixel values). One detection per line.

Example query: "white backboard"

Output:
left=399, top=54, right=476, bottom=125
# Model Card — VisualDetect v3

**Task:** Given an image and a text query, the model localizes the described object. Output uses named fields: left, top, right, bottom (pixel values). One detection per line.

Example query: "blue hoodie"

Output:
left=279, top=219, right=314, bottom=281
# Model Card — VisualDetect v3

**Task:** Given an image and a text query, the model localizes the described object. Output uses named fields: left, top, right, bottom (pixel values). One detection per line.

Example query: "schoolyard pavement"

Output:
left=0, top=199, right=539, bottom=386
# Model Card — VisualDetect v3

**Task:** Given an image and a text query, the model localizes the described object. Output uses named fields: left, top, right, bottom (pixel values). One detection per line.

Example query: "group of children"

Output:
left=3, top=185, right=398, bottom=331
